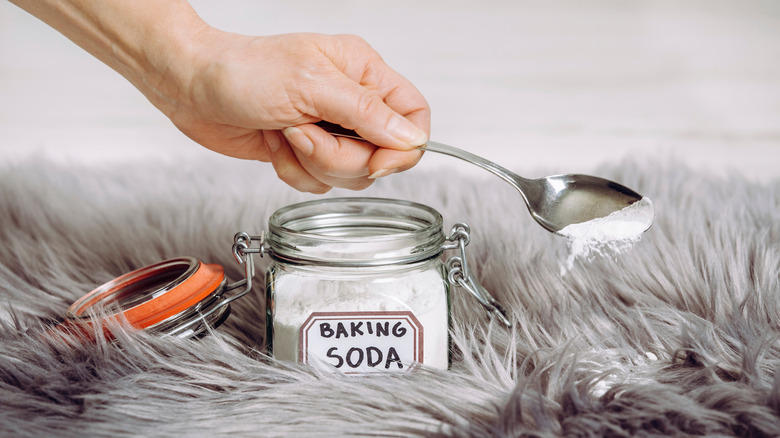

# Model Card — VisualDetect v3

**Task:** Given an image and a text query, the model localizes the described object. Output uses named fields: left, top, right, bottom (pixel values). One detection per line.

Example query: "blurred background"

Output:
left=1, top=0, right=778, bottom=181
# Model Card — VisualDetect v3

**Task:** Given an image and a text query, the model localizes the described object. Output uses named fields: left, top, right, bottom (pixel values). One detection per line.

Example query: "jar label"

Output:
left=299, top=311, right=423, bottom=373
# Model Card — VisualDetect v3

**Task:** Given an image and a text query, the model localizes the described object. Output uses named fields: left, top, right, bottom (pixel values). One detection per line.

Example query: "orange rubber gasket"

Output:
left=68, top=258, right=225, bottom=330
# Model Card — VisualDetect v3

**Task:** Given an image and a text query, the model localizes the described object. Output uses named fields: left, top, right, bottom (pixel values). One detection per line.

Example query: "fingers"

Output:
left=361, top=59, right=431, bottom=145
left=305, top=36, right=430, bottom=151
left=368, top=148, right=424, bottom=178
left=283, top=125, right=375, bottom=190
left=307, top=74, right=427, bottom=150
left=283, top=123, right=422, bottom=187
left=265, top=130, right=331, bottom=194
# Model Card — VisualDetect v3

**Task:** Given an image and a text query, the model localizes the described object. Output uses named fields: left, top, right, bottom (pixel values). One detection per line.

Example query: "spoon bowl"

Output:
left=520, top=174, right=643, bottom=234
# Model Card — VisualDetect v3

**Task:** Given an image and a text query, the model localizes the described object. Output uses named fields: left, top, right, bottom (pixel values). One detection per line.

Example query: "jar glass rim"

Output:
left=267, top=197, right=445, bottom=266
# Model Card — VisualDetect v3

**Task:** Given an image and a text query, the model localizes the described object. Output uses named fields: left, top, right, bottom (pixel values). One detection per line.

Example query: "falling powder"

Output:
left=558, top=197, right=654, bottom=274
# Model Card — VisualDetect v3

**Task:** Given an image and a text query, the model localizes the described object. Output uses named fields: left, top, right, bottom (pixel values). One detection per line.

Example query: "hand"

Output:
left=11, top=0, right=430, bottom=193
left=163, top=31, right=430, bottom=193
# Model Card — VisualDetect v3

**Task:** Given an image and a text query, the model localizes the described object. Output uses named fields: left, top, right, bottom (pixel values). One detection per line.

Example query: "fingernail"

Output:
left=282, top=127, right=314, bottom=156
left=388, top=114, right=428, bottom=147
left=368, top=168, right=399, bottom=179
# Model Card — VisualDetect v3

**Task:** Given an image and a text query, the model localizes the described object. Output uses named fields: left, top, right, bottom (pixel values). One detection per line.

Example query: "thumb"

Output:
left=309, top=72, right=428, bottom=150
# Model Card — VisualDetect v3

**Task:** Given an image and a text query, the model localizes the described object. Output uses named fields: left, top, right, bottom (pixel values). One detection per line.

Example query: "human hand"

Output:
left=159, top=31, right=430, bottom=193
left=11, top=0, right=429, bottom=193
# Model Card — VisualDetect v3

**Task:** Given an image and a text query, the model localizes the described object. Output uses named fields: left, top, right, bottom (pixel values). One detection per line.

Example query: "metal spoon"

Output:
left=316, top=121, right=649, bottom=235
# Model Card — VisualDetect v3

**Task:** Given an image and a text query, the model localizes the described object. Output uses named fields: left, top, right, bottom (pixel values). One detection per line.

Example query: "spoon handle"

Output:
left=422, top=140, right=527, bottom=189
left=314, top=121, right=528, bottom=191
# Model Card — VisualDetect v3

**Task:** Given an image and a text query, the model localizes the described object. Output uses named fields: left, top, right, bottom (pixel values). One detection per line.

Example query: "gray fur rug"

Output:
left=1, top=156, right=779, bottom=437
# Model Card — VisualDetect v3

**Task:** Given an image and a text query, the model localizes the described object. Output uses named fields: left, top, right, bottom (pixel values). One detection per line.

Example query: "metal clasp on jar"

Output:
left=442, top=223, right=512, bottom=327
left=152, top=232, right=266, bottom=337
left=163, top=231, right=265, bottom=337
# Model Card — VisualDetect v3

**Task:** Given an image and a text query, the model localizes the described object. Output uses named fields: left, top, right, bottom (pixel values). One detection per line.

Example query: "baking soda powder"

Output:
left=558, top=197, right=654, bottom=273
left=270, top=265, right=449, bottom=373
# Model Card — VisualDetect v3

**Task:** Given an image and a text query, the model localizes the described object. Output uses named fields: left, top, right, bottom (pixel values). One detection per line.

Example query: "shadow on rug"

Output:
left=0, top=157, right=778, bottom=437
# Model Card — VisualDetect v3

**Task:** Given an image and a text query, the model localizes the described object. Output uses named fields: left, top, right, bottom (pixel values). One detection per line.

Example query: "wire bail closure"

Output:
left=155, top=231, right=265, bottom=337
left=443, top=223, right=512, bottom=327
left=134, top=231, right=265, bottom=338
left=199, top=231, right=265, bottom=313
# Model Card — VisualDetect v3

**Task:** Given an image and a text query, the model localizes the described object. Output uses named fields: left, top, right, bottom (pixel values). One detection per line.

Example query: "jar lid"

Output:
left=65, top=257, right=230, bottom=338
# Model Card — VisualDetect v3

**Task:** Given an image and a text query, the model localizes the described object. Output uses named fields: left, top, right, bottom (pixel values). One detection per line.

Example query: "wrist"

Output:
left=125, top=2, right=211, bottom=118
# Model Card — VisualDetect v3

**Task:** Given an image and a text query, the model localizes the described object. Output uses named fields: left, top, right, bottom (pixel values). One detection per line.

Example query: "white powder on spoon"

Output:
left=558, top=197, right=654, bottom=274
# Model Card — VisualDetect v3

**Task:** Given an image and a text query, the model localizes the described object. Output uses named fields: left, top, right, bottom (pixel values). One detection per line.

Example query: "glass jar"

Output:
left=263, top=197, right=510, bottom=373
left=264, top=198, right=449, bottom=372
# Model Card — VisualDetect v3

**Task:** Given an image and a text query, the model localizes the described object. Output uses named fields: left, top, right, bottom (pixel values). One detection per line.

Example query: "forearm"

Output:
left=9, top=0, right=207, bottom=112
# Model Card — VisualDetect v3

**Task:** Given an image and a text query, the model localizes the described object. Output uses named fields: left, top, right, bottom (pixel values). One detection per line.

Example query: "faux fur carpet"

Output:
left=1, top=156, right=779, bottom=437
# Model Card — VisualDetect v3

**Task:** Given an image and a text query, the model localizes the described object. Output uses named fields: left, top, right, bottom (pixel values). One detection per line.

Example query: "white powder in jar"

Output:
left=270, top=266, right=449, bottom=371
left=558, top=197, right=654, bottom=274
